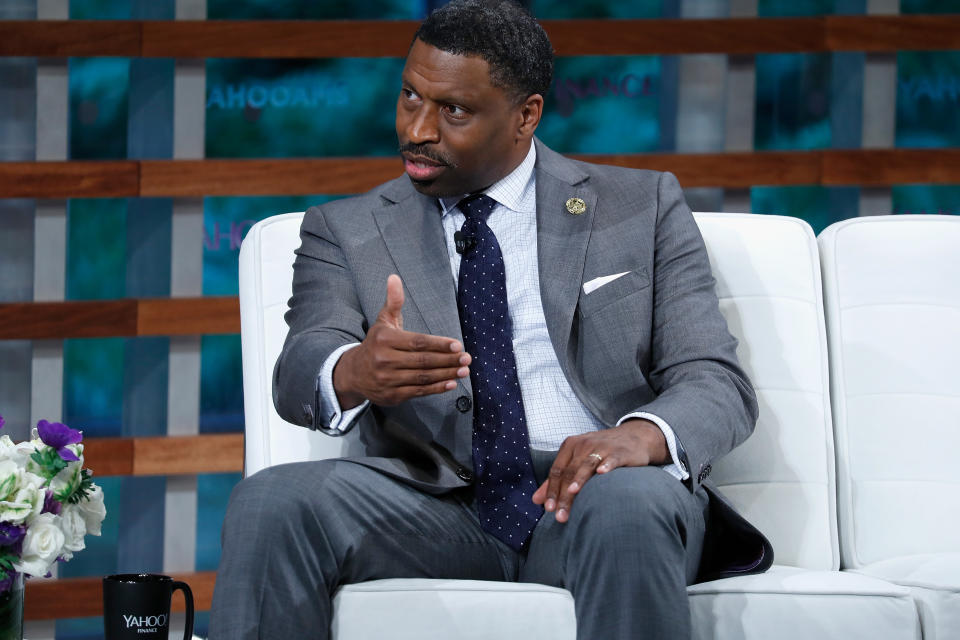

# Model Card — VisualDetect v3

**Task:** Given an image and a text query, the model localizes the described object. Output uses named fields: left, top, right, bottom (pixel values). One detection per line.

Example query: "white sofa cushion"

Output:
left=332, top=580, right=576, bottom=640
left=852, top=553, right=960, bottom=640
left=689, top=566, right=920, bottom=640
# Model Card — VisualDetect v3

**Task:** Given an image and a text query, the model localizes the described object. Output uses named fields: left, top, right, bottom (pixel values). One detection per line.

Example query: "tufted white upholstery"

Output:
left=239, top=211, right=919, bottom=640
left=819, top=215, right=960, bottom=639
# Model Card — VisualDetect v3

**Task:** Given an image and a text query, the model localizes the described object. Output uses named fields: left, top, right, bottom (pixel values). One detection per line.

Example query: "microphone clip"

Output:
left=454, top=230, right=477, bottom=255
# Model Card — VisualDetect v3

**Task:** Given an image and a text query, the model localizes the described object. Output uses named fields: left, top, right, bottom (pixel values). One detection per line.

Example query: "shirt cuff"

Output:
left=318, top=343, right=369, bottom=432
left=616, top=412, right=690, bottom=482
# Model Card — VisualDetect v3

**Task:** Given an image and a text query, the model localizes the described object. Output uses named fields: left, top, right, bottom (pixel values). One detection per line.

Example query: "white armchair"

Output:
left=238, top=211, right=920, bottom=639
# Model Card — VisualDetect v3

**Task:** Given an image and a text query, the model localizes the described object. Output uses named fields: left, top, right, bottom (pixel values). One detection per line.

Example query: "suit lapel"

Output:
left=372, top=178, right=471, bottom=394
left=533, top=140, right=597, bottom=368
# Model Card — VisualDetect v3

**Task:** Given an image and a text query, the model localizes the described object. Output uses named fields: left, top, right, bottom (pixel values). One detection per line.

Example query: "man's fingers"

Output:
left=566, top=453, right=602, bottom=494
left=381, top=274, right=405, bottom=329
left=395, top=330, right=465, bottom=355
left=542, top=446, right=574, bottom=514
left=386, top=366, right=469, bottom=387
left=596, top=454, right=619, bottom=474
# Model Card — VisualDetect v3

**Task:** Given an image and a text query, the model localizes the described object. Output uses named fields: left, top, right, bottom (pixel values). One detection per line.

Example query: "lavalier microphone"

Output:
left=454, top=230, right=477, bottom=255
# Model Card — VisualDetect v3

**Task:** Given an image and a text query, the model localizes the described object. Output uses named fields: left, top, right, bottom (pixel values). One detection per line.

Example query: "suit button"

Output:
left=456, top=467, right=474, bottom=483
left=456, top=395, right=472, bottom=413
left=698, top=464, right=712, bottom=483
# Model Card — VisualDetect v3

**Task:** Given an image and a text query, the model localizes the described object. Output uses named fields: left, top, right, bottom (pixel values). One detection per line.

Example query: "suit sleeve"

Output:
left=272, top=204, right=368, bottom=430
left=634, top=172, right=758, bottom=491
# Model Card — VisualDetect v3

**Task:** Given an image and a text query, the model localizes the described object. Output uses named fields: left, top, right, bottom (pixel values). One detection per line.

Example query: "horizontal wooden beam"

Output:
left=0, top=161, right=139, bottom=198
left=0, top=20, right=140, bottom=57
left=0, top=16, right=957, bottom=58
left=25, top=571, right=217, bottom=620
left=139, top=157, right=402, bottom=196
left=574, top=151, right=823, bottom=189
left=83, top=434, right=244, bottom=477
left=0, top=297, right=239, bottom=339
left=4, top=149, right=958, bottom=198
left=141, top=19, right=419, bottom=58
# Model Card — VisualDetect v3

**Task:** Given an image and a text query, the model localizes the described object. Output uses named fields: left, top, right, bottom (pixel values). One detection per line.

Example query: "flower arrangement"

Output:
left=0, top=414, right=106, bottom=592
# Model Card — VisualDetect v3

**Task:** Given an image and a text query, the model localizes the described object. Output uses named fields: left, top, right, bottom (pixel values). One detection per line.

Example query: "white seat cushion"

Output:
left=332, top=579, right=576, bottom=640
left=851, top=553, right=960, bottom=640
left=332, top=568, right=921, bottom=640
left=689, top=565, right=920, bottom=640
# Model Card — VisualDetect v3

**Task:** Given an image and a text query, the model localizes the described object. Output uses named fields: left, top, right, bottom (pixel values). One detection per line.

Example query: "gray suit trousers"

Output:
left=209, top=457, right=708, bottom=640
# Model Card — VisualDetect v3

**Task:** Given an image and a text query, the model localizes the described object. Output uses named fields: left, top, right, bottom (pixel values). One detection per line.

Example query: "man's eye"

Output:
left=445, top=104, right=468, bottom=118
left=401, top=88, right=419, bottom=101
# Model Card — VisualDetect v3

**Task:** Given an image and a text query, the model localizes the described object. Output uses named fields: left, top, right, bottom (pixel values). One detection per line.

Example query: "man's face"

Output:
left=397, top=39, right=530, bottom=197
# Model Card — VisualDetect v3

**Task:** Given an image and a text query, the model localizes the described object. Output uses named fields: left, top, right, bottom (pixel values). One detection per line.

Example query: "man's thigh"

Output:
left=232, top=458, right=519, bottom=584
left=519, top=465, right=709, bottom=586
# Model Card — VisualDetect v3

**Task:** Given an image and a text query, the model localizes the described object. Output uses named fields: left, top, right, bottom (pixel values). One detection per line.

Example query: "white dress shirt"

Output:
left=316, top=142, right=688, bottom=480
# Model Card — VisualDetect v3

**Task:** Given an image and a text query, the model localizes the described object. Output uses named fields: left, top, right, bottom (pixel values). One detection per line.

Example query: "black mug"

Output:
left=102, top=574, right=194, bottom=640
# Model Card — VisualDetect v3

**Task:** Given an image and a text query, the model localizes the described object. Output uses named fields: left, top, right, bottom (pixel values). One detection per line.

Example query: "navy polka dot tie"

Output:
left=456, top=194, right=542, bottom=551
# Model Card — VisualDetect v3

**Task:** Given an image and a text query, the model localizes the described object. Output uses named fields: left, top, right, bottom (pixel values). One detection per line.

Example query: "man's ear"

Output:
left=517, top=93, right=544, bottom=139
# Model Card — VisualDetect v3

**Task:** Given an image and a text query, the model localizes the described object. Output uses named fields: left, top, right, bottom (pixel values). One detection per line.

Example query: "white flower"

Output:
left=14, top=513, right=65, bottom=578
left=0, top=463, right=45, bottom=524
left=0, top=459, right=19, bottom=499
left=0, top=436, right=29, bottom=465
left=50, top=460, right=82, bottom=502
left=76, top=484, right=106, bottom=536
left=58, top=504, right=87, bottom=561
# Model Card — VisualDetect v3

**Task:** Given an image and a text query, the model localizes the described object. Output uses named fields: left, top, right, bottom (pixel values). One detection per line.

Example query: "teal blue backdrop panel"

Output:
left=205, top=59, right=405, bottom=158
left=893, top=186, right=960, bottom=216
left=68, top=58, right=130, bottom=159
left=207, top=0, right=423, bottom=19
left=196, top=472, right=244, bottom=571
left=529, top=0, right=662, bottom=18
left=895, top=51, right=960, bottom=148
left=539, top=56, right=661, bottom=153
left=200, top=195, right=337, bottom=435
left=754, top=53, right=833, bottom=152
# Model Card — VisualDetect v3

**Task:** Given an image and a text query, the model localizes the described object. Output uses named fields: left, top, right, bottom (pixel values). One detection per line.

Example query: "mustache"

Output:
left=398, top=142, right=454, bottom=167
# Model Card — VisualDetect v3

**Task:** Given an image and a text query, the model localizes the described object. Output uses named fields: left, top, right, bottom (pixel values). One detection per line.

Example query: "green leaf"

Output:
left=30, top=448, right=68, bottom=480
left=66, top=469, right=95, bottom=505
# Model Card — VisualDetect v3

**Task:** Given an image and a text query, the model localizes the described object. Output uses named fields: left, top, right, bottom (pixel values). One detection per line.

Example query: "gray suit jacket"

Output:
left=274, top=139, right=773, bottom=581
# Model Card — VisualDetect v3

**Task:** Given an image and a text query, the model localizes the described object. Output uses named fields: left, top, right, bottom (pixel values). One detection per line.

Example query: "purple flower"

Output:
left=36, top=419, right=82, bottom=461
left=0, top=523, right=26, bottom=557
left=0, top=414, right=5, bottom=430
left=41, top=489, right=62, bottom=516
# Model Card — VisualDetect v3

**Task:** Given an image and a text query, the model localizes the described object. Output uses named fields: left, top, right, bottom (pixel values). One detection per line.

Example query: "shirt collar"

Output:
left=438, top=141, right=537, bottom=216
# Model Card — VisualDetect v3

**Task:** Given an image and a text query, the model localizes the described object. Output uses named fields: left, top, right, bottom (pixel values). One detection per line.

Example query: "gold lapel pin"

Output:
left=565, top=197, right=587, bottom=215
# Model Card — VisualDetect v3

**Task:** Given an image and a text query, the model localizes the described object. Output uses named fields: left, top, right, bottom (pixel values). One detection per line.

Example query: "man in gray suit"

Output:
left=210, top=1, right=771, bottom=638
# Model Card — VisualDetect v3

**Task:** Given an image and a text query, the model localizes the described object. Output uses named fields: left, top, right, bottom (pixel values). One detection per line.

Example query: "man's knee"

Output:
left=223, top=460, right=344, bottom=543
left=570, top=467, right=692, bottom=548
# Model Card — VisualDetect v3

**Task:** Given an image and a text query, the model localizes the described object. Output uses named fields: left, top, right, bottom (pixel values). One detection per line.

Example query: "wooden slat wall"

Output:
left=1, top=16, right=959, bottom=58
left=83, top=434, right=244, bottom=477
left=0, top=297, right=239, bottom=339
left=3, top=149, right=960, bottom=197
left=25, top=571, right=217, bottom=620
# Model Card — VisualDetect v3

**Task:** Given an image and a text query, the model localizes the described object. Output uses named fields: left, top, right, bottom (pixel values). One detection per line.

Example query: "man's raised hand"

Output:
left=333, top=274, right=470, bottom=409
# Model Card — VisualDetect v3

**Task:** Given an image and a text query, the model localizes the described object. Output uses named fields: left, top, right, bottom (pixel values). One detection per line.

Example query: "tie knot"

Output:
left=457, top=194, right=497, bottom=222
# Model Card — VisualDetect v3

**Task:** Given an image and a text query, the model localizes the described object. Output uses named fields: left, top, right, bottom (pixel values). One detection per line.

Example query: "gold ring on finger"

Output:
left=588, top=452, right=603, bottom=463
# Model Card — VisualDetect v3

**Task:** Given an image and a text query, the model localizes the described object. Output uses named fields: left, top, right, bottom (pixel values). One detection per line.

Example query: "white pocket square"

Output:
left=582, top=271, right=630, bottom=295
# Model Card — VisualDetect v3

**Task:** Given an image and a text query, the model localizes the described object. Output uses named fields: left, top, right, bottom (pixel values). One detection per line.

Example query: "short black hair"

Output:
left=413, top=0, right=554, bottom=103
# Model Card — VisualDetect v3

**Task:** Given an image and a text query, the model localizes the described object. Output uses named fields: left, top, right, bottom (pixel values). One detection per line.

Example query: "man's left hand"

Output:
left=531, top=419, right=669, bottom=523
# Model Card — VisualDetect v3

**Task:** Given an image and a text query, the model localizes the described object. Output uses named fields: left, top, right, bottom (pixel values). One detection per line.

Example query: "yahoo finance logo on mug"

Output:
left=122, top=612, right=168, bottom=633
left=103, top=574, right=193, bottom=640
